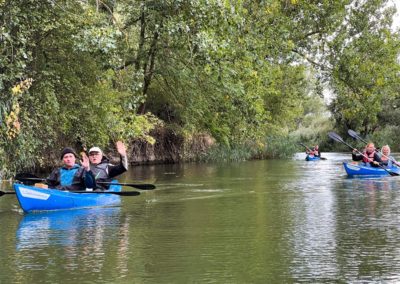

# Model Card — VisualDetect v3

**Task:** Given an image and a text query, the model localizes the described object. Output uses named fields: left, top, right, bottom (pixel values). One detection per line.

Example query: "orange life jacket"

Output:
left=362, top=151, right=375, bottom=163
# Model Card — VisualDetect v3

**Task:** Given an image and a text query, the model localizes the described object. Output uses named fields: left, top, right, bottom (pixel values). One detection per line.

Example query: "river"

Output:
left=1, top=152, right=400, bottom=283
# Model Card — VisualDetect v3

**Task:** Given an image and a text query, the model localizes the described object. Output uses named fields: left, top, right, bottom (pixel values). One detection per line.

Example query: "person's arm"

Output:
left=116, top=141, right=128, bottom=169
left=46, top=169, right=60, bottom=187
left=108, top=141, right=128, bottom=178
left=391, top=157, right=400, bottom=167
left=108, top=158, right=128, bottom=178
left=352, top=151, right=363, bottom=161
left=81, top=153, right=96, bottom=189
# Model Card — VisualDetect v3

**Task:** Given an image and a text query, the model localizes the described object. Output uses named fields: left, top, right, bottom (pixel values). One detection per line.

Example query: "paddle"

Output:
left=347, top=129, right=400, bottom=166
left=96, top=181, right=155, bottom=190
left=14, top=173, right=156, bottom=190
left=347, top=129, right=368, bottom=144
left=0, top=191, right=17, bottom=196
left=328, top=131, right=399, bottom=176
left=0, top=190, right=140, bottom=197
left=298, top=142, right=327, bottom=160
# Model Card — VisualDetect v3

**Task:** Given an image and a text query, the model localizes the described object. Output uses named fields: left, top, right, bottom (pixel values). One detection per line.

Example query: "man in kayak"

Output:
left=88, top=141, right=128, bottom=189
left=352, top=142, right=381, bottom=167
left=47, top=147, right=96, bottom=191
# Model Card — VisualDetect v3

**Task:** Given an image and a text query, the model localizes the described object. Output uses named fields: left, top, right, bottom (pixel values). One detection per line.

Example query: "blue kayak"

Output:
left=343, top=162, right=400, bottom=177
left=305, top=155, right=320, bottom=161
left=13, top=182, right=122, bottom=213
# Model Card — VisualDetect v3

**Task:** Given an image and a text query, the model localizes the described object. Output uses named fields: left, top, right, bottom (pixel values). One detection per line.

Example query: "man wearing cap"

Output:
left=46, top=147, right=96, bottom=191
left=88, top=141, right=128, bottom=189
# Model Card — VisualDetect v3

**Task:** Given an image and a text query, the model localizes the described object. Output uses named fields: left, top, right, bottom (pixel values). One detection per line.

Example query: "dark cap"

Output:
left=60, top=147, right=77, bottom=160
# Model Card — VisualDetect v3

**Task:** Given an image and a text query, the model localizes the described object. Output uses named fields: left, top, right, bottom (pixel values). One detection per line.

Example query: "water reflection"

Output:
left=15, top=207, right=131, bottom=275
left=335, top=177, right=400, bottom=281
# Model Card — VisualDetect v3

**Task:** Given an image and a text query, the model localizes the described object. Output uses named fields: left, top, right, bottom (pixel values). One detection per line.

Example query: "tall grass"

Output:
left=199, top=143, right=260, bottom=163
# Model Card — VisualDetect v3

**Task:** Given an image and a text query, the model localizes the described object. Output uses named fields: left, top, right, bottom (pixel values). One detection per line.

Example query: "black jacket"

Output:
left=90, top=155, right=128, bottom=189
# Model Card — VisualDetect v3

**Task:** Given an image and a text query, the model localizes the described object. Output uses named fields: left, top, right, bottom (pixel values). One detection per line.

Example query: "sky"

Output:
left=392, top=0, right=400, bottom=29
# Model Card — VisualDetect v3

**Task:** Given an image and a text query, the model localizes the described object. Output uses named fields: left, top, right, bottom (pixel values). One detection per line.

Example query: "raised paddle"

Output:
left=347, top=129, right=368, bottom=144
left=14, top=173, right=156, bottom=190
left=347, top=129, right=400, bottom=166
left=328, top=131, right=399, bottom=176
left=0, top=190, right=140, bottom=197
left=298, top=142, right=327, bottom=160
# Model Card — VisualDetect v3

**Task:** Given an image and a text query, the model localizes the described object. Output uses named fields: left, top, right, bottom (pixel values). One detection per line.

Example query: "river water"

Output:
left=1, top=153, right=400, bottom=283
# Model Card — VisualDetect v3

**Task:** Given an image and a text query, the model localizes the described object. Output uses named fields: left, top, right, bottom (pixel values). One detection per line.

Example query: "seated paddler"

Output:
left=46, top=147, right=96, bottom=191
left=88, top=141, right=128, bottom=190
left=352, top=142, right=381, bottom=167
left=379, top=145, right=400, bottom=168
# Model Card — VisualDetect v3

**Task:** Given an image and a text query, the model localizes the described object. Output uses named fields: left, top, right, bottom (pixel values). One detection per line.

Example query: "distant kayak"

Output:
left=305, top=155, right=321, bottom=161
left=343, top=162, right=400, bottom=177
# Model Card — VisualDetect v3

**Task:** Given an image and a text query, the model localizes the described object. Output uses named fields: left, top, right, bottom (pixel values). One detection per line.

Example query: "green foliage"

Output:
left=366, top=126, right=400, bottom=152
left=262, top=134, right=299, bottom=159
left=328, top=0, right=400, bottom=133
left=0, top=0, right=158, bottom=176
left=1, top=0, right=400, bottom=176
left=200, top=142, right=260, bottom=163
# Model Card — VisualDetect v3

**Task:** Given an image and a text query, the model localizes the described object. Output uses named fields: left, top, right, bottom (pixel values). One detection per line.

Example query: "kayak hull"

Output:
left=343, top=162, right=400, bottom=177
left=13, top=182, right=121, bottom=213
left=306, top=155, right=320, bottom=161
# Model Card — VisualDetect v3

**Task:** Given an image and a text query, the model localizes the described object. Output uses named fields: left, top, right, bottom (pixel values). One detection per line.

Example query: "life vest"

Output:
left=362, top=151, right=375, bottom=163
left=90, top=162, right=110, bottom=181
left=59, top=164, right=80, bottom=186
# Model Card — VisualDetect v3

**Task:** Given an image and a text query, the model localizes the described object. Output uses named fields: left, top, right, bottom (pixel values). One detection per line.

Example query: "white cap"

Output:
left=89, top=147, right=102, bottom=154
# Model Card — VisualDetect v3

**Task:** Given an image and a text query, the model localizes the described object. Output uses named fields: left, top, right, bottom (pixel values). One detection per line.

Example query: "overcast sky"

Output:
left=392, top=0, right=400, bottom=29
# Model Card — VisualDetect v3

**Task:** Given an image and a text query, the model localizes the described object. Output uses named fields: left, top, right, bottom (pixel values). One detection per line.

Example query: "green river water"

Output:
left=1, top=153, right=400, bottom=283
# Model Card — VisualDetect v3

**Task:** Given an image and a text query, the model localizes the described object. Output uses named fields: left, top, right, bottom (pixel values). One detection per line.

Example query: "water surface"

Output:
left=1, top=153, right=400, bottom=283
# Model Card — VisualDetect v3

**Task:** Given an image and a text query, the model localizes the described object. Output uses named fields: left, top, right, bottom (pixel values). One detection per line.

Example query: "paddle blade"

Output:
left=97, top=182, right=156, bottom=190
left=15, top=173, right=45, bottom=185
left=72, top=190, right=141, bottom=196
left=387, top=170, right=400, bottom=176
left=15, top=173, right=41, bottom=180
left=115, top=191, right=141, bottom=196
left=298, top=142, right=307, bottom=148
left=328, top=131, right=344, bottom=143
left=348, top=129, right=359, bottom=139
left=123, top=184, right=156, bottom=190
left=0, top=191, right=16, bottom=197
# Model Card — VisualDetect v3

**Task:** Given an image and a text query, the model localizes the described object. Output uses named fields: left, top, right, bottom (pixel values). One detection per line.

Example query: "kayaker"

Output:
left=379, top=145, right=400, bottom=167
left=306, top=145, right=320, bottom=157
left=352, top=142, right=381, bottom=167
left=312, top=145, right=321, bottom=157
left=46, top=147, right=96, bottom=191
left=88, top=141, right=128, bottom=189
